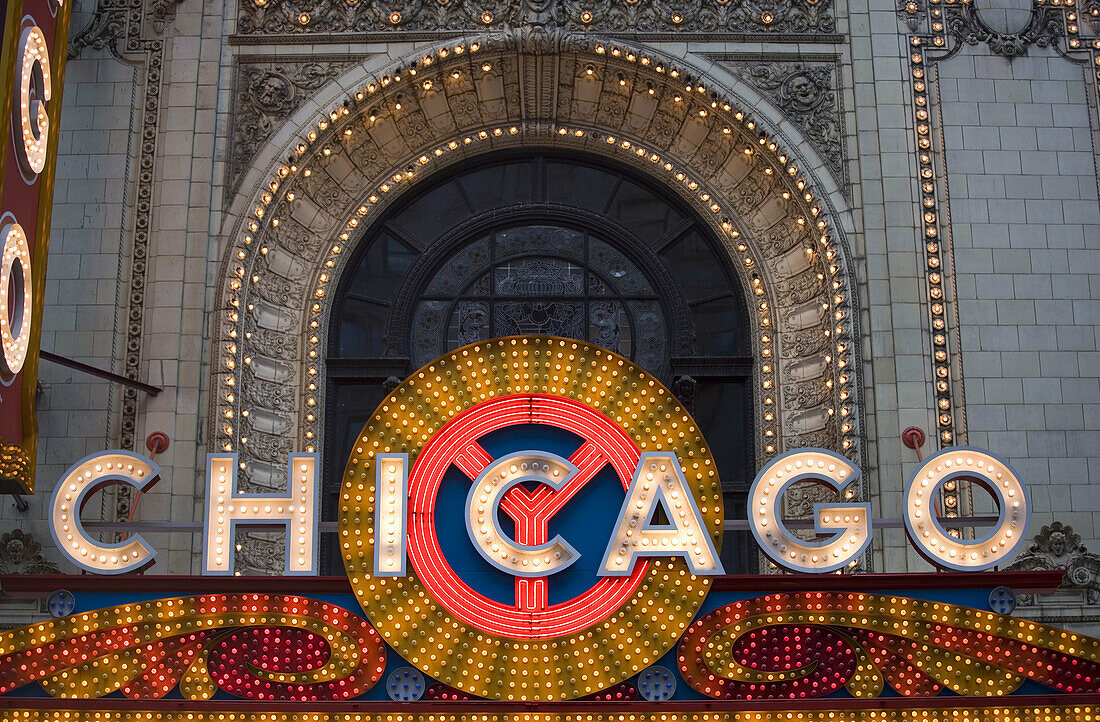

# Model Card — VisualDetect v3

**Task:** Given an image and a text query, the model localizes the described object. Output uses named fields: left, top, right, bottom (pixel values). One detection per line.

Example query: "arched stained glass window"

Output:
left=325, top=152, right=755, bottom=573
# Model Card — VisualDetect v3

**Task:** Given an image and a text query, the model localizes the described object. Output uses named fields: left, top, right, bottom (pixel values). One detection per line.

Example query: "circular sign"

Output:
left=340, top=336, right=723, bottom=700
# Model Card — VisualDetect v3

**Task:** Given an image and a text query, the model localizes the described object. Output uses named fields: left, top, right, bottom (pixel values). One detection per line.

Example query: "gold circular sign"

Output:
left=340, top=336, right=723, bottom=700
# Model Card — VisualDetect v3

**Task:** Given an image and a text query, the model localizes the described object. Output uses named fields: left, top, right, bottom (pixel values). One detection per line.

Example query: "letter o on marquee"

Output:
left=13, top=23, right=51, bottom=176
left=0, top=221, right=32, bottom=380
left=904, top=446, right=1029, bottom=571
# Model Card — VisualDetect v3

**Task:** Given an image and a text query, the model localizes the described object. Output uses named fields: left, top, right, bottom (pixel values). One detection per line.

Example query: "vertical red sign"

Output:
left=0, top=0, right=73, bottom=493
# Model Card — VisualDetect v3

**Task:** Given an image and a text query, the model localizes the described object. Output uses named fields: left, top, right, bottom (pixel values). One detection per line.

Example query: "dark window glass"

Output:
left=337, top=298, right=389, bottom=357
left=606, top=180, right=684, bottom=242
left=660, top=231, right=732, bottom=303
left=546, top=162, right=617, bottom=211
left=344, top=235, right=415, bottom=302
left=393, top=181, right=472, bottom=241
left=692, top=380, right=753, bottom=490
left=459, top=162, right=534, bottom=211
left=320, top=380, right=388, bottom=571
left=327, top=152, right=755, bottom=573
left=691, top=296, right=744, bottom=355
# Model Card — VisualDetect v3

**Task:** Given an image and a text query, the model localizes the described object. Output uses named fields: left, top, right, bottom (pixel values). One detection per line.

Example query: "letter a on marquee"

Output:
left=600, top=452, right=724, bottom=575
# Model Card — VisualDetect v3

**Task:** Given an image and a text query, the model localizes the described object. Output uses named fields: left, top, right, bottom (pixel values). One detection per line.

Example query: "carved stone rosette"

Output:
left=213, top=30, right=866, bottom=577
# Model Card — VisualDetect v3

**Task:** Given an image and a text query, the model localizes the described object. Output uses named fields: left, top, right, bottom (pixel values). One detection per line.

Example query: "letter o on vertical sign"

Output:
left=0, top=221, right=32, bottom=380
left=13, top=23, right=51, bottom=176
left=904, top=447, right=1029, bottom=571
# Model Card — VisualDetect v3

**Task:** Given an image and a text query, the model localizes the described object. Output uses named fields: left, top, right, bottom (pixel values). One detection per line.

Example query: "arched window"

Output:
left=325, top=152, right=755, bottom=572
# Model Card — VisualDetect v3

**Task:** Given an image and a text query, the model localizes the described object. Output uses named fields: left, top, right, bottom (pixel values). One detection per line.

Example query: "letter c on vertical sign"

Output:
left=0, top=220, right=32, bottom=380
left=13, top=23, right=51, bottom=176
left=748, top=448, right=871, bottom=573
left=904, top=446, right=1029, bottom=571
left=49, top=451, right=160, bottom=574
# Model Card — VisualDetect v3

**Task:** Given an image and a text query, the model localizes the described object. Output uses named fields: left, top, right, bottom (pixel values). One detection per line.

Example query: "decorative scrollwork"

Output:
left=231, top=58, right=362, bottom=194
left=234, top=0, right=836, bottom=37
left=0, top=530, right=60, bottom=576
left=0, top=595, right=387, bottom=700
left=679, top=592, right=1100, bottom=699
left=711, top=57, right=845, bottom=185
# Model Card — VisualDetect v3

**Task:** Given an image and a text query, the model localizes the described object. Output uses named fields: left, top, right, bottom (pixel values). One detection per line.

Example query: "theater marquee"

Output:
left=1, top=337, right=1098, bottom=719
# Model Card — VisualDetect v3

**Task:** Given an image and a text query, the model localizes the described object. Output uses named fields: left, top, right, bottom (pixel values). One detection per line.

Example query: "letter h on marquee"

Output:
left=203, top=453, right=320, bottom=575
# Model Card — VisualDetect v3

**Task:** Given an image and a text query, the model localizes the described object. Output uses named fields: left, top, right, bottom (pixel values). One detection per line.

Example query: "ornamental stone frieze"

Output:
left=0, top=530, right=60, bottom=577
left=234, top=0, right=837, bottom=39
left=706, top=55, right=846, bottom=188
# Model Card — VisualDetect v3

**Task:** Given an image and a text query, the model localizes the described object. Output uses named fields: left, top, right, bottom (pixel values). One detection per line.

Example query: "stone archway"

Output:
left=212, top=28, right=864, bottom=507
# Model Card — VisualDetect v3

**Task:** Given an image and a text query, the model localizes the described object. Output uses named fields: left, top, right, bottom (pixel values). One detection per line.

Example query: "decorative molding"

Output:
left=66, top=0, right=177, bottom=524
left=899, top=0, right=1098, bottom=62
left=215, top=29, right=865, bottom=571
left=897, top=0, right=1100, bottom=520
left=230, top=56, right=367, bottom=197
left=706, top=54, right=846, bottom=188
left=1007, top=522, right=1100, bottom=606
left=69, top=0, right=180, bottom=59
left=0, top=530, right=61, bottom=576
left=233, top=0, right=837, bottom=40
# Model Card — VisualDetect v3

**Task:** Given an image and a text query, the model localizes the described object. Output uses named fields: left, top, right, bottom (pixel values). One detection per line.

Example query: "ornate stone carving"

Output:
left=671, top=375, right=697, bottom=414
left=709, top=56, right=845, bottom=186
left=1007, top=522, right=1100, bottom=605
left=218, top=32, right=865, bottom=571
left=900, top=0, right=1097, bottom=62
left=69, top=0, right=180, bottom=59
left=230, top=57, right=363, bottom=195
left=0, top=530, right=61, bottom=575
left=234, top=0, right=836, bottom=39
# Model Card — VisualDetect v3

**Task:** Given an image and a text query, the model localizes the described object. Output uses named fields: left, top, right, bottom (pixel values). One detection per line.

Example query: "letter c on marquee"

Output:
left=49, top=451, right=160, bottom=574
left=748, top=448, right=871, bottom=573
left=466, top=451, right=580, bottom=577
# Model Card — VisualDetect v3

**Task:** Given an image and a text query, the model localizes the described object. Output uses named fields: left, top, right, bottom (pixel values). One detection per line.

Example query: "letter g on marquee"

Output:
left=466, top=451, right=580, bottom=576
left=748, top=448, right=871, bottom=573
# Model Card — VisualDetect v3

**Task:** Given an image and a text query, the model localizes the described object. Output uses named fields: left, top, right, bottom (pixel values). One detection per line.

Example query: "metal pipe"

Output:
left=40, top=351, right=163, bottom=396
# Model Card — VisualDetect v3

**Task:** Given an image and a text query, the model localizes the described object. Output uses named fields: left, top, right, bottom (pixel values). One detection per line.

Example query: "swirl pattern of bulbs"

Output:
left=0, top=594, right=387, bottom=700
left=341, top=336, right=723, bottom=700
left=678, top=592, right=1100, bottom=699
